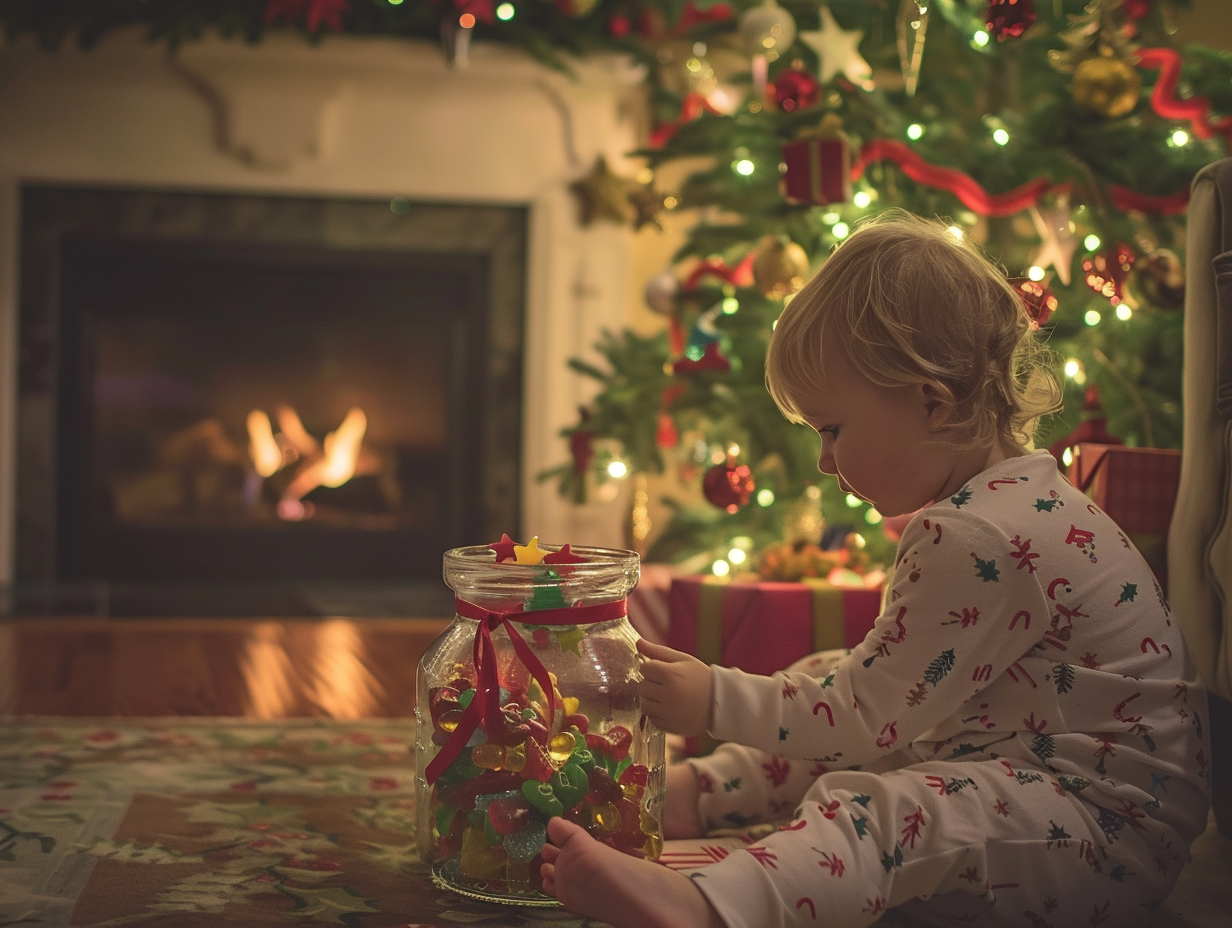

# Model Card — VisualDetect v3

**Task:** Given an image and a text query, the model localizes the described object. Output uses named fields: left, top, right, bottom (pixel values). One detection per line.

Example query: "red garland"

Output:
left=1136, top=47, right=1232, bottom=146
left=852, top=140, right=1052, bottom=217
left=852, top=140, right=1192, bottom=217
left=650, top=92, right=723, bottom=148
left=682, top=252, right=755, bottom=290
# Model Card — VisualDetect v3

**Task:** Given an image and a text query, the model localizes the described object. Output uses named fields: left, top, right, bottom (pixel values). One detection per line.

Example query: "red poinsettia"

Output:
left=264, top=0, right=350, bottom=33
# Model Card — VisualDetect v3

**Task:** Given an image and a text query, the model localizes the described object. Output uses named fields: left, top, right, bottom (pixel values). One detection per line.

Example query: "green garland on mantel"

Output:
left=0, top=0, right=732, bottom=71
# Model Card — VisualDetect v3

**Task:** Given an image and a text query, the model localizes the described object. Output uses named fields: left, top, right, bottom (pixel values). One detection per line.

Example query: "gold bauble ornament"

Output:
left=1071, top=55, right=1141, bottom=118
left=752, top=235, right=810, bottom=298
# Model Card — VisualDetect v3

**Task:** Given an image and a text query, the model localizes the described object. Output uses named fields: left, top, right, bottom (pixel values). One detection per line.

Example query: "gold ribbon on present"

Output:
left=802, top=578, right=847, bottom=652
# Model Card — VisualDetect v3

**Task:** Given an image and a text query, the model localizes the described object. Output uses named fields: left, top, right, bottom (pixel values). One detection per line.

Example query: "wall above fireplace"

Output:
left=0, top=26, right=648, bottom=612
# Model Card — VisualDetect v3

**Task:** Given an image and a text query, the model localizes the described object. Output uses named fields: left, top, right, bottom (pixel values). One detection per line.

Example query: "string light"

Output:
left=1027, top=265, right=1046, bottom=281
left=728, top=548, right=747, bottom=565
left=821, top=211, right=841, bottom=224
left=972, top=29, right=990, bottom=47
left=495, top=2, right=514, bottom=18
left=1084, top=309, right=1102, bottom=326
left=721, top=296, right=739, bottom=314
left=1169, top=129, right=1190, bottom=147
left=1084, top=234, right=1101, bottom=250
left=757, top=488, right=775, bottom=506
left=712, top=559, right=731, bottom=577
left=845, top=493, right=862, bottom=507
left=606, top=460, right=628, bottom=479
left=832, top=222, right=850, bottom=239
left=853, top=191, right=872, bottom=208
left=1063, top=358, right=1081, bottom=378
left=734, top=158, right=755, bottom=176
left=1116, top=303, right=1133, bottom=320
left=947, top=225, right=963, bottom=240
left=992, top=128, right=1010, bottom=146
left=865, top=509, right=882, bottom=525
left=1062, top=447, right=1074, bottom=467
left=906, top=123, right=925, bottom=140
left=459, top=12, right=475, bottom=27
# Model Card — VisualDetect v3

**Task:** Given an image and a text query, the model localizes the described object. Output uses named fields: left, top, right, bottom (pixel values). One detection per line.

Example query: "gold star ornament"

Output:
left=799, top=7, right=873, bottom=86
left=570, top=156, right=635, bottom=227
left=514, top=535, right=548, bottom=565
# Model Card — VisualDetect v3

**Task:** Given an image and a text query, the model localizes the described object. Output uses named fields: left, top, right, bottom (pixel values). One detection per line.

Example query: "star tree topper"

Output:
left=799, top=7, right=873, bottom=86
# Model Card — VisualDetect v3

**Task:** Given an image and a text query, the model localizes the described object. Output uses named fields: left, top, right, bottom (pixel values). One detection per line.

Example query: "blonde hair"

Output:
left=766, top=211, right=1062, bottom=449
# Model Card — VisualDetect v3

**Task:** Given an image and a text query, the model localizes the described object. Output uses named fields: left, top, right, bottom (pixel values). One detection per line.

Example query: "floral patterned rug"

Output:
left=0, top=718, right=616, bottom=928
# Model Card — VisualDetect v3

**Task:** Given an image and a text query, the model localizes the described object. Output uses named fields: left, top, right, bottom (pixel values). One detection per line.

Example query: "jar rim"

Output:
left=442, top=543, right=640, bottom=579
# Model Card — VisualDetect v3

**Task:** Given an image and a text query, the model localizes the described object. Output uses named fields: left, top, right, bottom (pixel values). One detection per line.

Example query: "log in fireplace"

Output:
left=13, top=185, right=526, bottom=616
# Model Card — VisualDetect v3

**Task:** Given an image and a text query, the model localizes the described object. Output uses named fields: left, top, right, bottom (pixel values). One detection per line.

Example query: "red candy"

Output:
left=488, top=794, right=533, bottom=836
left=585, top=767, right=624, bottom=805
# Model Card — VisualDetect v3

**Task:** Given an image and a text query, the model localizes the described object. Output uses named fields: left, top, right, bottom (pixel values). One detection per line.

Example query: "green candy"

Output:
left=521, top=779, right=564, bottom=818
left=550, top=762, right=589, bottom=812
left=571, top=747, right=596, bottom=774
left=434, top=804, right=459, bottom=838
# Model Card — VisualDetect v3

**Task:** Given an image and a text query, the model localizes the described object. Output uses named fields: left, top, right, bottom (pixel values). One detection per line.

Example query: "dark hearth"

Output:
left=13, top=186, right=527, bottom=616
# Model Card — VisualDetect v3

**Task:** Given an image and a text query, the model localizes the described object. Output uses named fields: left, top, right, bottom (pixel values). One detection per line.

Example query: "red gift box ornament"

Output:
left=781, top=113, right=852, bottom=206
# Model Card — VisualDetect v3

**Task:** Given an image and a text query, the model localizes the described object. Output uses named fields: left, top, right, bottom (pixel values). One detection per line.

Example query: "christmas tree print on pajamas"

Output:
left=681, top=450, right=1209, bottom=928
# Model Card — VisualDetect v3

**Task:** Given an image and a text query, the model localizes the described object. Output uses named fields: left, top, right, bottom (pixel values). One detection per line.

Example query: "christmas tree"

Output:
left=538, top=0, right=1232, bottom=572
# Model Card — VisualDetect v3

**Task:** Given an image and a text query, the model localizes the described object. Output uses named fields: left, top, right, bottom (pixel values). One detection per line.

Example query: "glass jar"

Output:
left=415, top=542, right=665, bottom=905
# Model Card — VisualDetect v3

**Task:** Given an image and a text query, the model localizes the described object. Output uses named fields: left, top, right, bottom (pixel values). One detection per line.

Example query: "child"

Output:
left=539, top=212, right=1211, bottom=928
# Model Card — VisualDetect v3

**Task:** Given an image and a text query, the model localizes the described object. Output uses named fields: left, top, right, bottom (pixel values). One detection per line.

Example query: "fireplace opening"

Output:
left=14, top=187, right=526, bottom=617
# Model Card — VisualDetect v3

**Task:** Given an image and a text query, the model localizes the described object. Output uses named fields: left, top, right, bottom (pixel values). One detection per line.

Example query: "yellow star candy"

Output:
left=557, top=626, right=588, bottom=656
left=514, top=536, right=547, bottom=565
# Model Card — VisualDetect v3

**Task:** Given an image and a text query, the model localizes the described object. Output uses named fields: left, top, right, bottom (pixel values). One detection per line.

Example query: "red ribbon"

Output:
left=1136, top=47, right=1232, bottom=146
left=683, top=252, right=755, bottom=290
left=851, top=139, right=1195, bottom=217
left=423, top=597, right=627, bottom=784
left=853, top=139, right=1053, bottom=217
left=650, top=92, right=723, bottom=148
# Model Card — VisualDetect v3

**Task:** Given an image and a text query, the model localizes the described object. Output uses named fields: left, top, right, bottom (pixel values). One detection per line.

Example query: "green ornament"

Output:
left=521, top=779, right=564, bottom=818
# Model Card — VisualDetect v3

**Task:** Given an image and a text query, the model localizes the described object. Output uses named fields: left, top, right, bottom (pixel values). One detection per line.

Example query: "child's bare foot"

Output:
left=540, top=818, right=725, bottom=928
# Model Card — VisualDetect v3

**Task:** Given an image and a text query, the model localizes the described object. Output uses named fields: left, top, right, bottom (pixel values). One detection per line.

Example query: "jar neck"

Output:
left=453, top=596, right=627, bottom=626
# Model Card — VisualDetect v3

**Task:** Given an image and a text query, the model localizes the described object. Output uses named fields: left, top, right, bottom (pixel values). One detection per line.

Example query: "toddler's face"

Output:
left=802, top=342, right=963, bottom=518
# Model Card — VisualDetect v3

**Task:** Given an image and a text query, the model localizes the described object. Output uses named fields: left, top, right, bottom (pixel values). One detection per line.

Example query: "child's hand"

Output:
left=636, top=639, right=713, bottom=737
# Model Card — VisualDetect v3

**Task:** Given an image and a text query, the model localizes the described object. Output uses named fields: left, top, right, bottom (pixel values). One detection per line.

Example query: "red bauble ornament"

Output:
left=1122, top=0, right=1152, bottom=23
left=702, top=462, right=755, bottom=513
left=768, top=67, right=820, bottom=113
left=1016, top=280, right=1057, bottom=328
left=1083, top=244, right=1136, bottom=306
left=985, top=0, right=1037, bottom=41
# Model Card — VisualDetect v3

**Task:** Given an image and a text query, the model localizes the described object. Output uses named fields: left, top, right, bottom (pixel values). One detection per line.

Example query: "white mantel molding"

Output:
left=0, top=28, right=650, bottom=585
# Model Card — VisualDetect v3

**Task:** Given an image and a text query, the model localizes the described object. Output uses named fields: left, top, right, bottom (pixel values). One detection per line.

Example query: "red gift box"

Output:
left=1068, top=443, right=1181, bottom=592
left=667, top=575, right=881, bottom=676
left=781, top=136, right=851, bottom=206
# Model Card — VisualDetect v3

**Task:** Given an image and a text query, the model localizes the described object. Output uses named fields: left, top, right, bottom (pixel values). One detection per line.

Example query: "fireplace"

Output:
left=14, top=185, right=526, bottom=615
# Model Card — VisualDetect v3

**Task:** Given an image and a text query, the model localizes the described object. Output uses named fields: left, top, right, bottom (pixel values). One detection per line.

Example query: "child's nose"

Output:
left=817, top=441, right=837, bottom=475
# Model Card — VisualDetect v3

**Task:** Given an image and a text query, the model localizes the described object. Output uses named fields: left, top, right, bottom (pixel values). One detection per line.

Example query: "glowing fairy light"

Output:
left=1027, top=265, right=1046, bottom=281
left=607, top=460, right=629, bottom=479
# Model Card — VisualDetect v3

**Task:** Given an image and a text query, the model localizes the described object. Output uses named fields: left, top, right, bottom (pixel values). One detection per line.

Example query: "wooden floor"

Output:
left=0, top=617, right=451, bottom=717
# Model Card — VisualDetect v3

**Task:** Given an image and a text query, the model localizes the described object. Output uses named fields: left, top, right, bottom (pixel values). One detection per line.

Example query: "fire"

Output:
left=245, top=405, right=373, bottom=520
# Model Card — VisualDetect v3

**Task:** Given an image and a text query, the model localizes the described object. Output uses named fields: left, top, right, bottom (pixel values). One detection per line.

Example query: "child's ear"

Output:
left=919, top=382, right=955, bottom=429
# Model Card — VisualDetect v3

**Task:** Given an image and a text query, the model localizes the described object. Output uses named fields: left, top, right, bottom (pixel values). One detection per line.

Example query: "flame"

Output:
left=248, top=405, right=372, bottom=516
left=246, top=410, right=283, bottom=478
left=319, top=408, right=367, bottom=488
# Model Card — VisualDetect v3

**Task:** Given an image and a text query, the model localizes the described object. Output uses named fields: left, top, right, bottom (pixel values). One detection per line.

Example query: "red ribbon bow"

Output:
left=423, top=597, right=627, bottom=784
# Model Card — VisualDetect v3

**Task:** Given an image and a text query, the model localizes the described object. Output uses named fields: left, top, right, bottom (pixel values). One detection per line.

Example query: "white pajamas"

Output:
left=685, top=450, right=1210, bottom=928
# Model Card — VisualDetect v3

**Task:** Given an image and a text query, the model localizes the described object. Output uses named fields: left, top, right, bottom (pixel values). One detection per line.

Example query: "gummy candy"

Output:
left=521, top=779, right=564, bottom=818
left=472, top=742, right=506, bottom=770
left=550, top=762, right=589, bottom=812
left=503, top=819, right=547, bottom=862
left=460, top=826, right=507, bottom=880
left=547, top=730, right=577, bottom=765
left=488, top=794, right=532, bottom=836
left=584, top=766, right=624, bottom=805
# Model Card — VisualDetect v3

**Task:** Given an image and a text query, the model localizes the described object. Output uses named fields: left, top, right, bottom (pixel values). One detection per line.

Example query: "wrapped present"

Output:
left=1068, top=443, right=1181, bottom=592
left=781, top=115, right=851, bottom=206
left=667, top=575, right=881, bottom=676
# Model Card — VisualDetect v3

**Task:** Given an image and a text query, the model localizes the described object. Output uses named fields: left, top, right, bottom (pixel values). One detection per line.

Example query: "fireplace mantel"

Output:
left=0, top=28, right=649, bottom=586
